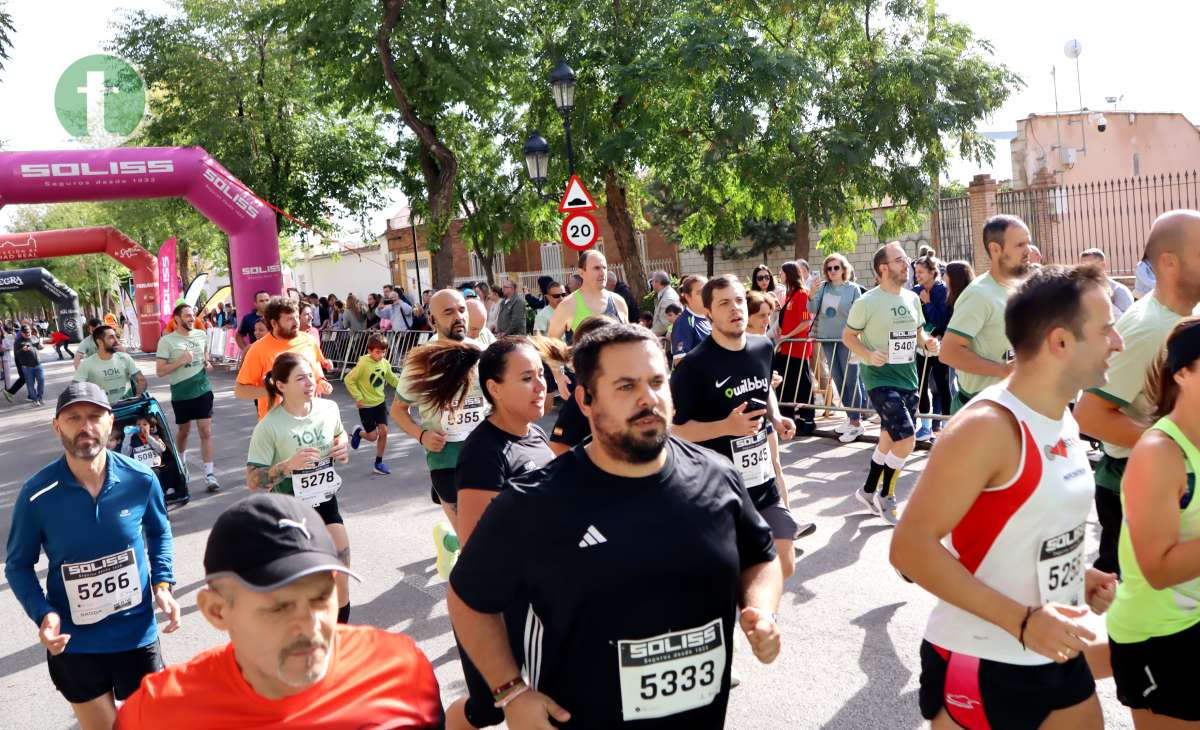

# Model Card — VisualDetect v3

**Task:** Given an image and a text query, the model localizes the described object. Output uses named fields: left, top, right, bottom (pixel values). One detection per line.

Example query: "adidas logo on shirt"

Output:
left=578, top=525, right=607, bottom=548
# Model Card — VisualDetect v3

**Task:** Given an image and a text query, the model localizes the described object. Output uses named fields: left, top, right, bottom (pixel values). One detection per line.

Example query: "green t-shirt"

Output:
left=945, top=272, right=1014, bottom=397
left=845, top=286, right=924, bottom=392
left=76, top=336, right=97, bottom=359
left=396, top=335, right=490, bottom=471
left=246, top=398, right=346, bottom=496
left=345, top=354, right=400, bottom=408
left=73, top=352, right=140, bottom=403
left=155, top=329, right=211, bottom=401
left=1089, top=293, right=1183, bottom=462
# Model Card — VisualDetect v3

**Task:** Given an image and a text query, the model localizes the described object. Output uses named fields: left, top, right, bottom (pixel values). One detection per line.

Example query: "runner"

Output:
left=154, top=303, right=220, bottom=492
left=670, top=275, right=711, bottom=366
left=448, top=322, right=782, bottom=729
left=1106, top=317, right=1200, bottom=726
left=73, top=325, right=147, bottom=404
left=235, top=296, right=331, bottom=420
left=390, top=289, right=489, bottom=579
left=5, top=382, right=181, bottom=730
left=670, top=275, right=804, bottom=577
left=1075, top=209, right=1200, bottom=576
left=843, top=242, right=938, bottom=524
left=892, top=265, right=1121, bottom=730
left=120, top=415, right=166, bottom=466
left=547, top=314, right=616, bottom=457
left=346, top=334, right=400, bottom=476
left=246, top=352, right=353, bottom=624
left=466, top=296, right=497, bottom=346
left=115, top=493, right=444, bottom=728
left=548, top=249, right=628, bottom=348
left=71, top=318, right=102, bottom=370
left=939, top=214, right=1030, bottom=413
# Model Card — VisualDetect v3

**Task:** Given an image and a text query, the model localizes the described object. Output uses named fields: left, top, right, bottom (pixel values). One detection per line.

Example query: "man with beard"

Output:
left=843, top=242, right=939, bottom=525
left=670, top=275, right=809, bottom=579
left=1075, top=209, right=1200, bottom=575
left=155, top=303, right=219, bottom=492
left=5, top=382, right=181, bottom=730
left=73, top=325, right=147, bottom=404
left=449, top=323, right=782, bottom=729
left=235, top=297, right=332, bottom=420
left=115, top=493, right=444, bottom=728
left=892, top=265, right=1121, bottom=730
left=391, top=289, right=490, bottom=579
left=939, top=215, right=1032, bottom=413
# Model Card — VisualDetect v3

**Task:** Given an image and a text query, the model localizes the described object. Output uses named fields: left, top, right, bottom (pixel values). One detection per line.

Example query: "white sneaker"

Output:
left=874, top=493, right=899, bottom=526
left=838, top=425, right=864, bottom=443
left=855, top=488, right=879, bottom=516
left=835, top=419, right=853, bottom=434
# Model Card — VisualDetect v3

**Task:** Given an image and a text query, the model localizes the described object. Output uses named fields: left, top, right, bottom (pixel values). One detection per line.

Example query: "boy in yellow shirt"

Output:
left=346, top=335, right=400, bottom=475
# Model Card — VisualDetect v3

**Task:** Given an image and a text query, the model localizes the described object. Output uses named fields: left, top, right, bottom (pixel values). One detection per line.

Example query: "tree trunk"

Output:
left=604, top=168, right=649, bottom=302
left=479, top=250, right=495, bottom=288
left=704, top=245, right=715, bottom=277
left=178, top=238, right=191, bottom=287
left=792, top=199, right=811, bottom=262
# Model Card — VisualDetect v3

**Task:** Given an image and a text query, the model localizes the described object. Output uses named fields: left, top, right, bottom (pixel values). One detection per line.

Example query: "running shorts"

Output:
left=868, top=386, right=919, bottom=442
left=430, top=467, right=457, bottom=506
left=918, top=640, right=1095, bottom=729
left=314, top=493, right=344, bottom=526
left=1110, top=619, right=1200, bottom=721
left=458, top=604, right=530, bottom=727
left=357, top=403, right=388, bottom=433
left=748, top=479, right=797, bottom=540
left=171, top=390, right=214, bottom=424
left=47, top=639, right=164, bottom=703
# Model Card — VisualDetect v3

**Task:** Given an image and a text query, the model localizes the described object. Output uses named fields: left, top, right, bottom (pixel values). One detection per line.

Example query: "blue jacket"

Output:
left=671, top=308, right=712, bottom=359
left=5, top=451, right=174, bottom=653
left=913, top=281, right=950, bottom=337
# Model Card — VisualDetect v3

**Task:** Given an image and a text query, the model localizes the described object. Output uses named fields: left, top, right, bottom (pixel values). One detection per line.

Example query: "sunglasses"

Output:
left=825, top=265, right=842, bottom=272
left=549, top=292, right=565, bottom=299
left=755, top=274, right=771, bottom=280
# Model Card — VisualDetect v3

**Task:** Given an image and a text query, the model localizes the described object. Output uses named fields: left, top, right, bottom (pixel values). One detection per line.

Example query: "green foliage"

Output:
left=0, top=2, right=13, bottom=73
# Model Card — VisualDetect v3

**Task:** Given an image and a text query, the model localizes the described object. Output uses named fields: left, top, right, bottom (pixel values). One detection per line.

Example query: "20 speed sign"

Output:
left=561, top=211, right=599, bottom=251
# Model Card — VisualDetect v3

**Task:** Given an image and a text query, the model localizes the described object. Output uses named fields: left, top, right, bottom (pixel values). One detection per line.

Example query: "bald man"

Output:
left=464, top=297, right=496, bottom=347
left=1076, top=209, right=1200, bottom=575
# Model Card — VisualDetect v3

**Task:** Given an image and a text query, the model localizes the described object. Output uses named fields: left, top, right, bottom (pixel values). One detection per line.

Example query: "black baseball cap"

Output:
left=55, top=381, right=112, bottom=417
left=204, top=493, right=360, bottom=592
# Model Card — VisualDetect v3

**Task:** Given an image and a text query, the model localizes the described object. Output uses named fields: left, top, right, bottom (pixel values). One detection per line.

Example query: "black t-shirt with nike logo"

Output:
left=450, top=437, right=776, bottom=729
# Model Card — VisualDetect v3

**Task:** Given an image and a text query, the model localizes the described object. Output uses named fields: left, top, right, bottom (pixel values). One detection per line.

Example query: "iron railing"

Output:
left=318, top=328, right=433, bottom=380
left=935, top=195, right=974, bottom=263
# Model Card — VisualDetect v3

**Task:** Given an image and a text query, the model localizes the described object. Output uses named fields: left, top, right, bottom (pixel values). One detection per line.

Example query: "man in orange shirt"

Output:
left=116, top=493, right=444, bottom=729
left=235, top=297, right=332, bottom=419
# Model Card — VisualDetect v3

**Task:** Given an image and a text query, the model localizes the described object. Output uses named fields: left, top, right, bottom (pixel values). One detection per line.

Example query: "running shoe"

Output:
left=835, top=419, right=853, bottom=434
left=350, top=426, right=363, bottom=450
left=433, top=522, right=460, bottom=580
left=373, top=461, right=391, bottom=476
left=855, top=488, right=880, bottom=516
left=914, top=426, right=933, bottom=443
left=794, top=522, right=817, bottom=539
left=874, top=493, right=899, bottom=526
left=838, top=424, right=864, bottom=443
left=205, top=473, right=221, bottom=493
left=2, top=390, right=11, bottom=403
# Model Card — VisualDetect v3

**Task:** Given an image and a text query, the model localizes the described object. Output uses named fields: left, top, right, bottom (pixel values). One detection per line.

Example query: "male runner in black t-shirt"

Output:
left=670, top=275, right=806, bottom=579
left=449, top=323, right=783, bottom=730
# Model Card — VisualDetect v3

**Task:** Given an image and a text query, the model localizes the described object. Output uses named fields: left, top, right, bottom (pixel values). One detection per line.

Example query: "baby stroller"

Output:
left=110, top=393, right=190, bottom=509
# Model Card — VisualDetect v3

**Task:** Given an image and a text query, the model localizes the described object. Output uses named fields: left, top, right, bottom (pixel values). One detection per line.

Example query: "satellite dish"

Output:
left=1064, top=39, right=1082, bottom=58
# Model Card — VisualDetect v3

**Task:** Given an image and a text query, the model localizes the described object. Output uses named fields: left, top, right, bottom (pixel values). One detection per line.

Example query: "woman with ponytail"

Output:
left=245, top=352, right=354, bottom=623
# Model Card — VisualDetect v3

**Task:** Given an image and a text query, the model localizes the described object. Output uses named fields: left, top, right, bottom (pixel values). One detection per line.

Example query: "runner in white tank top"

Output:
left=892, top=265, right=1122, bottom=730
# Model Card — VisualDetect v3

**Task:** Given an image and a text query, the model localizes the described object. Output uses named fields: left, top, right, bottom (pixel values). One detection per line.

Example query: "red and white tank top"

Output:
left=923, top=383, right=1094, bottom=665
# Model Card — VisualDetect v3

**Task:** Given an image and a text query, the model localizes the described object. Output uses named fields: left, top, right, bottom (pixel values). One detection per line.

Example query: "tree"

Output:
left=0, top=2, right=13, bottom=73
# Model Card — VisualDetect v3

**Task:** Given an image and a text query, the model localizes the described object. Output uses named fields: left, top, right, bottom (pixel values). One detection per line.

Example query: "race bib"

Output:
left=293, top=458, right=342, bottom=507
left=888, top=330, right=917, bottom=364
left=132, top=446, right=160, bottom=468
left=617, top=618, right=725, bottom=721
left=61, top=548, right=142, bottom=626
left=1037, top=524, right=1085, bottom=605
left=441, top=396, right=485, bottom=442
left=731, top=430, right=771, bottom=488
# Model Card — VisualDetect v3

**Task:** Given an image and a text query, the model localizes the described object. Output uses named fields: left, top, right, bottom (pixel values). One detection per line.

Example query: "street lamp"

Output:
left=522, top=132, right=550, bottom=193
left=523, top=60, right=579, bottom=201
left=549, top=60, right=577, bottom=113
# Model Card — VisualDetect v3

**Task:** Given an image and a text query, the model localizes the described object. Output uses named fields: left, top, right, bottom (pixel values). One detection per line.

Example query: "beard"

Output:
left=276, top=322, right=300, bottom=339
left=276, top=635, right=331, bottom=688
left=61, top=430, right=104, bottom=459
left=441, top=320, right=466, bottom=341
left=714, top=320, right=746, bottom=339
left=594, top=407, right=669, bottom=464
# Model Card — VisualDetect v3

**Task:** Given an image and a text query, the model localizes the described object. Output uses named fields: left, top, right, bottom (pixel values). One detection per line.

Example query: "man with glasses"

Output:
left=843, top=242, right=938, bottom=525
left=534, top=281, right=566, bottom=335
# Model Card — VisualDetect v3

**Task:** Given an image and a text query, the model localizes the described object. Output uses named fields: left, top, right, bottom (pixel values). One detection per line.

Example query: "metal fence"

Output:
left=935, top=195, right=974, bottom=263
left=318, top=328, right=433, bottom=380
left=453, top=257, right=678, bottom=292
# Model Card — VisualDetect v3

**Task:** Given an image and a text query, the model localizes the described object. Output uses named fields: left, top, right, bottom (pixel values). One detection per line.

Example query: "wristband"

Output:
left=491, top=676, right=524, bottom=701
left=494, top=683, right=529, bottom=708
left=418, top=429, right=427, bottom=447
left=153, top=582, right=172, bottom=592
left=1018, top=605, right=1041, bottom=650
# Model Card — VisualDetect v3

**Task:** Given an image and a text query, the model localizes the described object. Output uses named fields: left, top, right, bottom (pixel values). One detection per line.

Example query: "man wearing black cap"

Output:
left=5, top=381, right=180, bottom=730
left=116, top=493, right=444, bottom=729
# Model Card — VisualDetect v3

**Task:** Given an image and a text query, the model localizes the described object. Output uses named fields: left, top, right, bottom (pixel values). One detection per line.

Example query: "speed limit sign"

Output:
left=561, top=211, right=599, bottom=251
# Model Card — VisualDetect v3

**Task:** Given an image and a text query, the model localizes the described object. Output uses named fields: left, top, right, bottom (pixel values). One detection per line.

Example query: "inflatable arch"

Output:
left=0, top=266, right=83, bottom=341
left=0, top=147, right=283, bottom=346
left=0, top=227, right=161, bottom=349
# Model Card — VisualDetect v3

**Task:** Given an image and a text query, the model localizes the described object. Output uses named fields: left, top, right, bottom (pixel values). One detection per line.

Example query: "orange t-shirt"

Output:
left=116, top=625, right=443, bottom=729
left=236, top=332, right=328, bottom=419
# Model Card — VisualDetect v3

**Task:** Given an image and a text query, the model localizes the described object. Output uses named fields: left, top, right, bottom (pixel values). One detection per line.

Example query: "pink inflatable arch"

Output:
left=0, top=147, right=283, bottom=342
left=0, top=226, right=160, bottom=350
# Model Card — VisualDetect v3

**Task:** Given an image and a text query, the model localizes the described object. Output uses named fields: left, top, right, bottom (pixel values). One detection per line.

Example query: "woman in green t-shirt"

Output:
left=245, top=352, right=353, bottom=623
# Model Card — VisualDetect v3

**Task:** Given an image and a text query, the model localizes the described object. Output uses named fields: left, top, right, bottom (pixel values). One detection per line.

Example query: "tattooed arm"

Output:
left=246, top=448, right=320, bottom=492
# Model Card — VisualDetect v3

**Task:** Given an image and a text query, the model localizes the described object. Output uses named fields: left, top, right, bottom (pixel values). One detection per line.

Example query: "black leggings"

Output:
left=916, top=353, right=952, bottom=418
left=773, top=352, right=814, bottom=425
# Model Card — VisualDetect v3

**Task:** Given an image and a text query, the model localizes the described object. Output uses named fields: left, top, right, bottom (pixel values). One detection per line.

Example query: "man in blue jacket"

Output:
left=5, top=382, right=181, bottom=730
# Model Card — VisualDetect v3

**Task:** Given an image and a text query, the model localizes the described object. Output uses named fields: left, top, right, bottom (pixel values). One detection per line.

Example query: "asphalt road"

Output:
left=0, top=353, right=1132, bottom=729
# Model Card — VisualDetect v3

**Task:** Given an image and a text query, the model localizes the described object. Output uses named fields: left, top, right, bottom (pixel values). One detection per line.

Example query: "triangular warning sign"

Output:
left=559, top=175, right=597, bottom=213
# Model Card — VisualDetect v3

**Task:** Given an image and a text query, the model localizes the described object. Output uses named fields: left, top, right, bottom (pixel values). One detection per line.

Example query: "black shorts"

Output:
left=170, top=390, right=214, bottom=424
left=918, top=640, right=1095, bottom=729
left=313, top=493, right=344, bottom=526
left=868, top=386, right=919, bottom=441
left=1110, top=619, right=1200, bottom=720
left=550, top=394, right=590, bottom=447
left=357, top=403, right=388, bottom=433
left=430, top=468, right=457, bottom=506
left=748, top=480, right=796, bottom=540
left=47, top=639, right=163, bottom=704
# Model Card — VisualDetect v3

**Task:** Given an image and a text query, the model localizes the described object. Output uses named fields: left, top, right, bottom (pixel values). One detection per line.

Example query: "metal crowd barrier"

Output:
left=773, top=335, right=953, bottom=423
left=318, top=328, right=433, bottom=380
left=205, top=327, right=243, bottom=368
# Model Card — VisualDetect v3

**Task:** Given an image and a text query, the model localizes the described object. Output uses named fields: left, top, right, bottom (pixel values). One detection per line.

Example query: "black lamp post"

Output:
left=523, top=60, right=579, bottom=201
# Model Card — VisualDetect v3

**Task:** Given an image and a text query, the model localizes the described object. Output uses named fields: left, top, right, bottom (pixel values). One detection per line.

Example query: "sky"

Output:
left=0, top=0, right=1196, bottom=229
